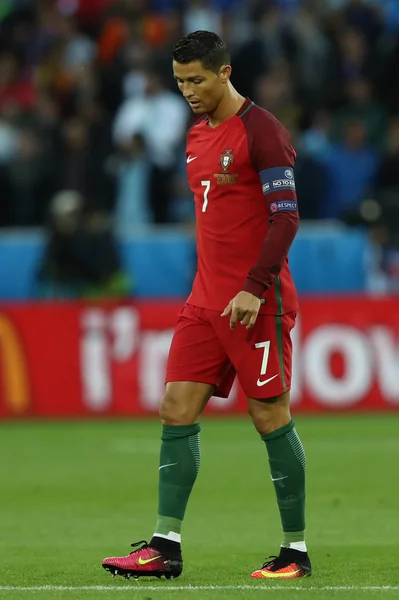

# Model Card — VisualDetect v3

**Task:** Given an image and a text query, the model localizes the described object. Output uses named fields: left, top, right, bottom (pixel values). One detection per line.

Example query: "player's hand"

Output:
left=221, top=291, right=262, bottom=330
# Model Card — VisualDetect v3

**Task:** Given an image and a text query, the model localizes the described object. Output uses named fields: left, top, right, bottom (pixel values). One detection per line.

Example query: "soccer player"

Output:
left=102, top=30, right=310, bottom=581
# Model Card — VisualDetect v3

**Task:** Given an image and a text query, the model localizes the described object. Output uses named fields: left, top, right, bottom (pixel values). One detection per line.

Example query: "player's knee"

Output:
left=159, top=391, right=198, bottom=425
left=250, top=406, right=291, bottom=435
left=248, top=393, right=291, bottom=435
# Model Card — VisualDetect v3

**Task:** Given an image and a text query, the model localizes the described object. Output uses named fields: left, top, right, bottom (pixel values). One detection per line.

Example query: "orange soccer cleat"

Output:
left=251, top=547, right=312, bottom=579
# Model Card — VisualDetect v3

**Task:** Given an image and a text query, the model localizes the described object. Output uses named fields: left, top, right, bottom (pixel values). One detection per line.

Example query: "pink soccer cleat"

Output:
left=102, top=540, right=183, bottom=580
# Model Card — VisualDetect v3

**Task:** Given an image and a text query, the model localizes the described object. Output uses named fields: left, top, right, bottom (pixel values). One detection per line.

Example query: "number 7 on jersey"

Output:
left=201, top=180, right=211, bottom=213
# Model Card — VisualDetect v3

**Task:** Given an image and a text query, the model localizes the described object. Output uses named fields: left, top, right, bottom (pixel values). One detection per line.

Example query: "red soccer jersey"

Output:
left=186, top=98, right=299, bottom=316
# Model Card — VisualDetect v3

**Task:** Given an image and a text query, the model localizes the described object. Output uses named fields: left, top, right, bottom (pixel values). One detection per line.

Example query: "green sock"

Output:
left=262, top=420, right=306, bottom=547
left=154, top=423, right=201, bottom=539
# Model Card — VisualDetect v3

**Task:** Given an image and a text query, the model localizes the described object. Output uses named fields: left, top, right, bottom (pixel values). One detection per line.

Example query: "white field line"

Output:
left=0, top=585, right=398, bottom=592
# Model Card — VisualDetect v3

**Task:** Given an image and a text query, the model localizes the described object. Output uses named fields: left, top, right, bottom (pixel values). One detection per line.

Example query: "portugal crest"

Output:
left=215, top=148, right=238, bottom=184
left=219, top=149, right=234, bottom=173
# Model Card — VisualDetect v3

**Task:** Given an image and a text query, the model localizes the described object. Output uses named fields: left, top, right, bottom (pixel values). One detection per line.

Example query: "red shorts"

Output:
left=166, top=303, right=296, bottom=399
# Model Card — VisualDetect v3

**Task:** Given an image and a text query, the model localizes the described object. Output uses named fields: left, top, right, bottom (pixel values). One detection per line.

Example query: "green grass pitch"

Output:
left=0, top=415, right=399, bottom=600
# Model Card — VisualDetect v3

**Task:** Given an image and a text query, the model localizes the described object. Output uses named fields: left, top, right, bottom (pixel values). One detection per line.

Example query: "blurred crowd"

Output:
left=0, top=0, right=399, bottom=294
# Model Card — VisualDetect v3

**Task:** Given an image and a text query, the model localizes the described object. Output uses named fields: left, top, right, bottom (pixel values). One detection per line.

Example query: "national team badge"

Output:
left=215, top=148, right=238, bottom=184
left=219, top=149, right=234, bottom=173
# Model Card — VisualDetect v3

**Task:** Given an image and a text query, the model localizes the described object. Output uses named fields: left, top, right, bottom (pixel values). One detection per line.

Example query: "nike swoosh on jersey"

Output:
left=270, top=475, right=288, bottom=482
left=187, top=156, right=197, bottom=163
left=256, top=374, right=278, bottom=387
left=138, top=555, right=162, bottom=565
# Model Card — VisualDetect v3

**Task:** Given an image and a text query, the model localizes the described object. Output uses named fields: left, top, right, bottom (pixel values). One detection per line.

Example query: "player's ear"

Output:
left=219, top=65, right=231, bottom=84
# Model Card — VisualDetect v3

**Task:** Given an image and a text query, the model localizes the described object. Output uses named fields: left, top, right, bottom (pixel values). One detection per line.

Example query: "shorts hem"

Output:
left=244, top=384, right=291, bottom=400
left=165, top=375, right=228, bottom=398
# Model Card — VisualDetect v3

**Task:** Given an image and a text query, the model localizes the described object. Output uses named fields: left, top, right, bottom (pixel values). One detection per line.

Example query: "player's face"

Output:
left=173, top=60, right=229, bottom=114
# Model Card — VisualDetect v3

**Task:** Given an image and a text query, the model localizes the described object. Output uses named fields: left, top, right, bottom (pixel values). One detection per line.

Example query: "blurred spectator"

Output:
left=375, top=116, right=399, bottom=192
left=289, top=122, right=331, bottom=220
left=0, top=52, right=34, bottom=115
left=374, top=33, right=399, bottom=112
left=34, top=41, right=64, bottom=96
left=9, top=127, right=54, bottom=225
left=57, top=105, right=114, bottom=211
left=60, top=15, right=95, bottom=70
left=24, top=2, right=64, bottom=71
left=32, top=91, right=60, bottom=153
left=327, top=116, right=399, bottom=291
left=357, top=188, right=399, bottom=293
left=323, top=119, right=379, bottom=219
left=294, top=151, right=331, bottom=220
left=150, top=10, right=184, bottom=90
left=380, top=248, right=399, bottom=291
left=113, top=70, right=188, bottom=223
left=37, top=190, right=130, bottom=299
left=232, top=5, right=292, bottom=98
left=255, top=62, right=302, bottom=131
left=324, top=28, right=376, bottom=107
left=342, top=0, right=383, bottom=42
left=300, top=109, right=334, bottom=161
left=97, top=0, right=166, bottom=67
left=0, top=113, right=19, bottom=164
left=58, top=116, right=90, bottom=195
left=121, top=44, right=150, bottom=100
left=70, top=0, right=112, bottom=30
left=331, top=78, right=387, bottom=148
left=183, top=0, right=223, bottom=36
left=286, top=1, right=330, bottom=108
left=378, top=0, right=399, bottom=34
left=75, top=96, right=115, bottom=211
left=110, top=132, right=152, bottom=230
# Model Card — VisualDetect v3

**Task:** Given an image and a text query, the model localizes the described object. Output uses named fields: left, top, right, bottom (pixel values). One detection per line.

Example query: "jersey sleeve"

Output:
left=241, top=107, right=299, bottom=298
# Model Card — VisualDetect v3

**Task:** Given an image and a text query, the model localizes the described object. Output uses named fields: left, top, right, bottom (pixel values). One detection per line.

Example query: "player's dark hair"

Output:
left=172, top=31, right=230, bottom=73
